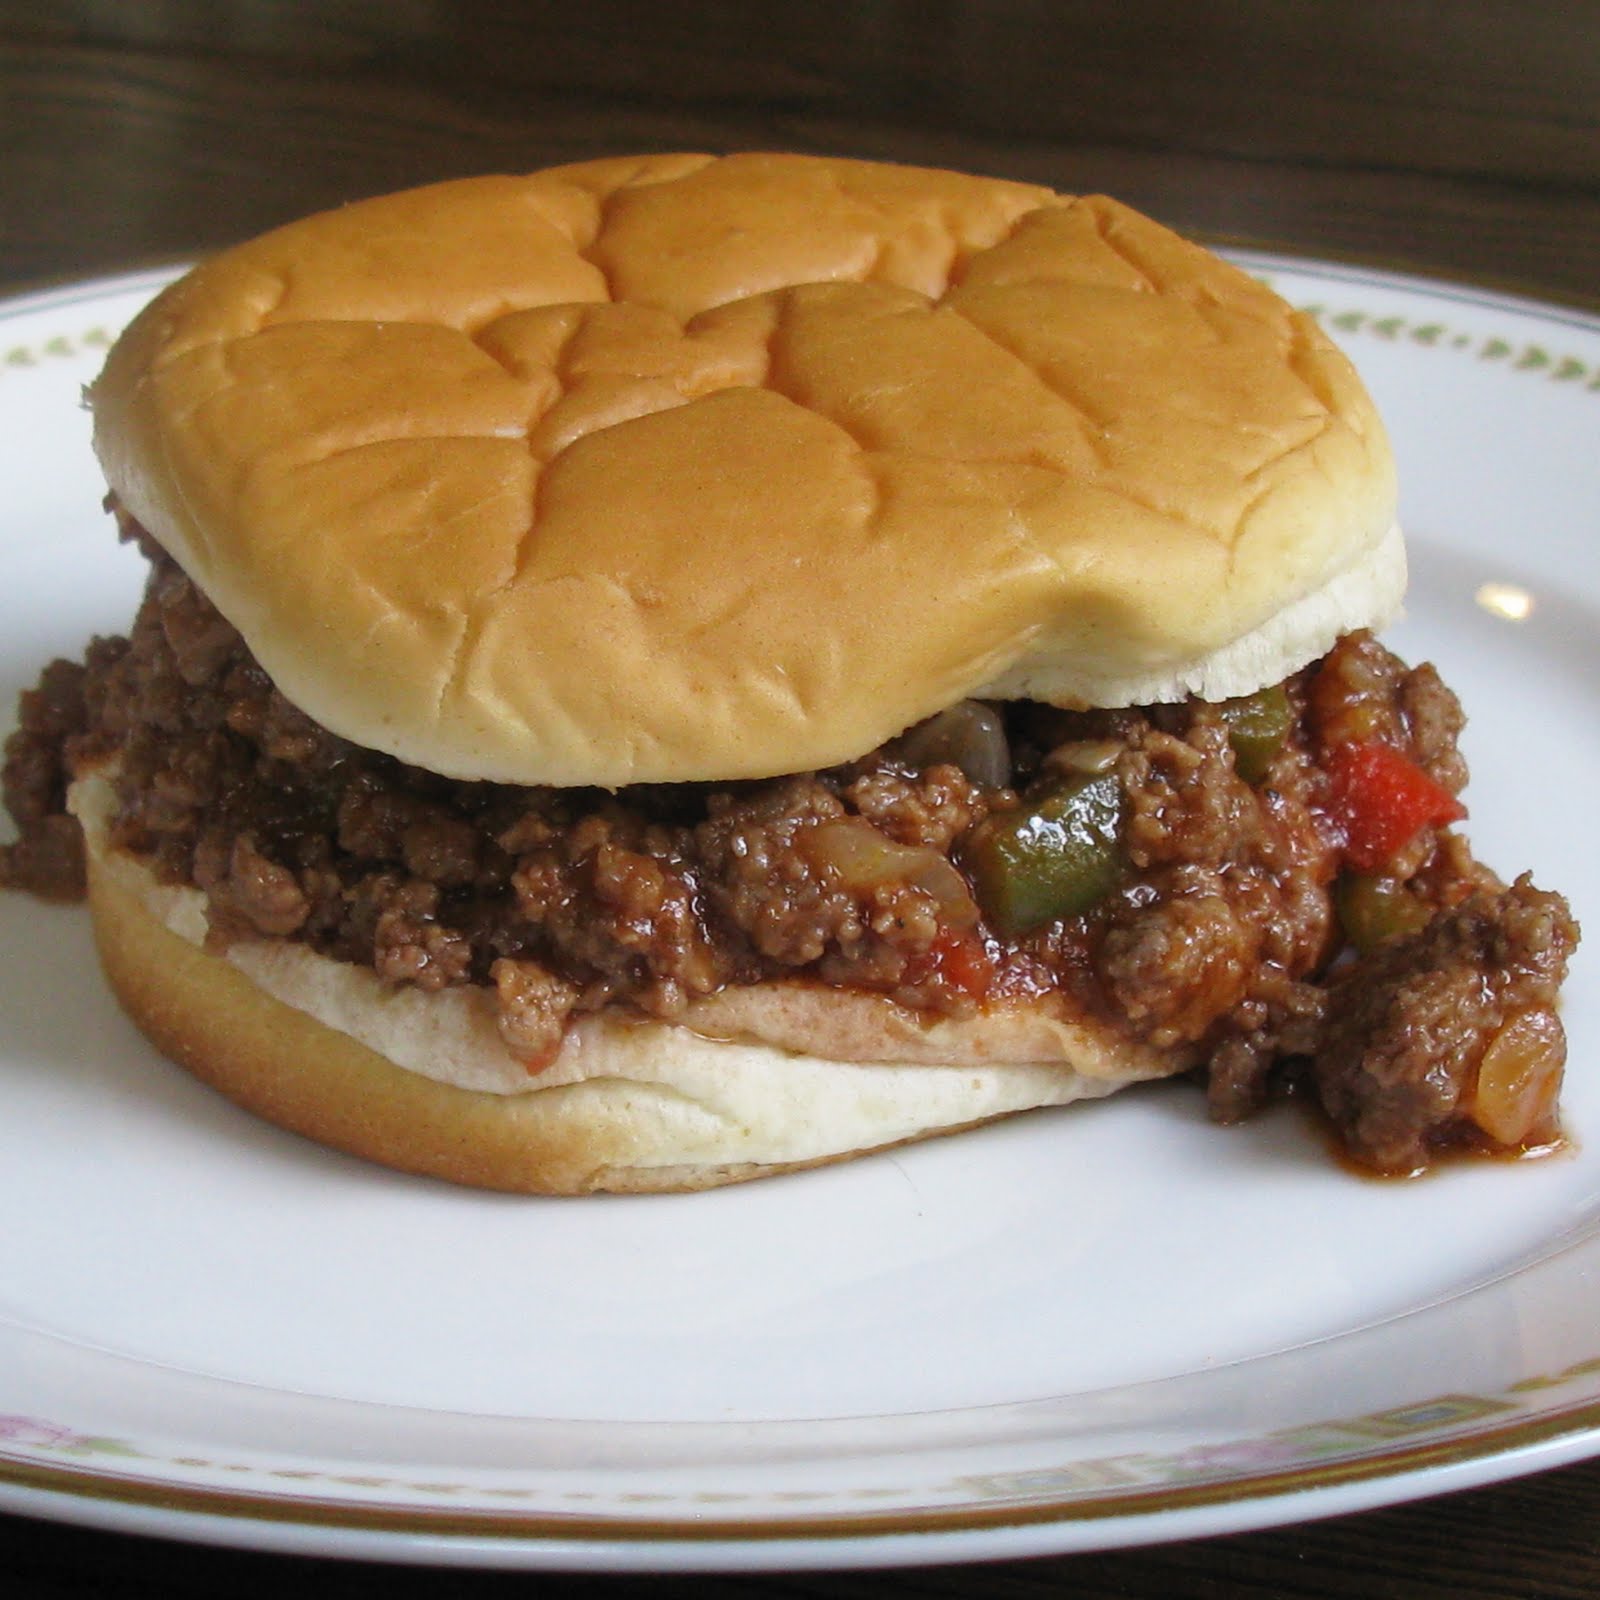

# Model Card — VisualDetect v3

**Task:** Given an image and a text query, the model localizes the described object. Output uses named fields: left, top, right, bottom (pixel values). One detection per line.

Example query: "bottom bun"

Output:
left=83, top=828, right=1166, bottom=1194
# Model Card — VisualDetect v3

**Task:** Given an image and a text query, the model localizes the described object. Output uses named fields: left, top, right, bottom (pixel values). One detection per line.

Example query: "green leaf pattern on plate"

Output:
left=2, top=325, right=111, bottom=371
left=1296, top=300, right=1600, bottom=390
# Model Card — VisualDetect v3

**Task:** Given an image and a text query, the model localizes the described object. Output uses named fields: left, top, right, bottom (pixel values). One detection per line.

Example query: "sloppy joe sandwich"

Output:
left=0, top=153, right=1578, bottom=1191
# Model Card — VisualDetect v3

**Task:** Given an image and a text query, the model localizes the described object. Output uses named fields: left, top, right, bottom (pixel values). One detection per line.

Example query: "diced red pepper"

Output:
left=1325, top=739, right=1466, bottom=872
left=926, top=927, right=997, bottom=1000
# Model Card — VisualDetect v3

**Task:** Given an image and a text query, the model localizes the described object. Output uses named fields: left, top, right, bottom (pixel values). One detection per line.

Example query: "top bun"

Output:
left=92, top=153, right=1399, bottom=788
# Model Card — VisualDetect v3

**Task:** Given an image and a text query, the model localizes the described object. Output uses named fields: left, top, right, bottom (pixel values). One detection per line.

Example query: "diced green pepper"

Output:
left=1217, top=683, right=1292, bottom=784
left=964, top=772, right=1124, bottom=936
left=1335, top=872, right=1432, bottom=955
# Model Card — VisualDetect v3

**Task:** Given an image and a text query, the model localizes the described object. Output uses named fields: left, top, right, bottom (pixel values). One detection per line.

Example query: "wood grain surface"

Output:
left=5, top=4, right=1600, bottom=297
left=3, top=4, right=1598, bottom=1595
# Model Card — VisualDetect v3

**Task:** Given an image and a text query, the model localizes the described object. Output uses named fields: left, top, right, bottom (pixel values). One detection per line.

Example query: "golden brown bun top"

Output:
left=93, top=153, right=1399, bottom=786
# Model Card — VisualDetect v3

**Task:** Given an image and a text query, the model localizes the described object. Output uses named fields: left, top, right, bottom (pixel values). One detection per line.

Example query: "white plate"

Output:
left=0, top=259, right=1596, bottom=1572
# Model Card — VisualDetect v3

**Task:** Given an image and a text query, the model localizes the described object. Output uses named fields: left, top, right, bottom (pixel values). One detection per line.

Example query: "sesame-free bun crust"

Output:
left=76, top=772, right=1171, bottom=1193
left=93, top=153, right=1398, bottom=787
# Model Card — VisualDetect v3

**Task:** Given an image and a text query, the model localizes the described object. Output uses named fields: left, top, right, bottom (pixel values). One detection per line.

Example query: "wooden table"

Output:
left=4, top=6, right=1598, bottom=1594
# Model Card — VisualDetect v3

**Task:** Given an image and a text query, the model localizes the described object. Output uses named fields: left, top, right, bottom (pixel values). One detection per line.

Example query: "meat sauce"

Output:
left=0, top=517, right=1580, bottom=1174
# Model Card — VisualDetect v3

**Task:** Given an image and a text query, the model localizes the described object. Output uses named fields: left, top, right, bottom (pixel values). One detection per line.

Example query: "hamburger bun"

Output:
left=74, top=769, right=1170, bottom=1193
left=93, top=152, right=1399, bottom=789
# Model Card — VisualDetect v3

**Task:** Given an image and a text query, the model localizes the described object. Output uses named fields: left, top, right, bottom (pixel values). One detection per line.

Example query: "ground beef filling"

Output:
left=0, top=538, right=1580, bottom=1173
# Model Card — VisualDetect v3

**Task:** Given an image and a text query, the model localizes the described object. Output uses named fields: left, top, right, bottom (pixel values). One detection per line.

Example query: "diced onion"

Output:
left=1471, top=1007, right=1565, bottom=1146
left=889, top=701, right=1010, bottom=788
left=803, top=817, right=979, bottom=927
